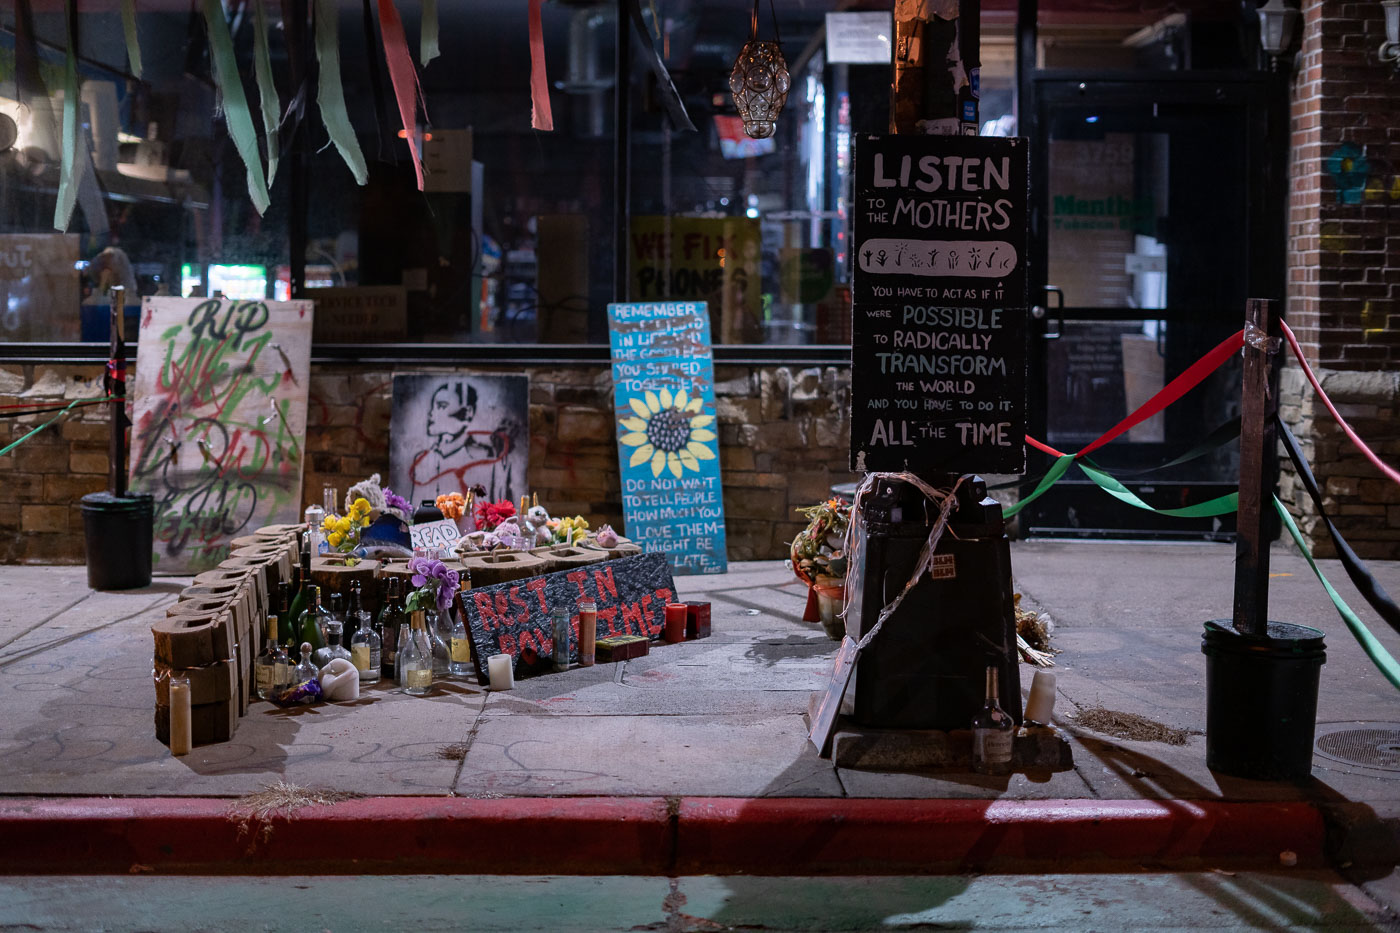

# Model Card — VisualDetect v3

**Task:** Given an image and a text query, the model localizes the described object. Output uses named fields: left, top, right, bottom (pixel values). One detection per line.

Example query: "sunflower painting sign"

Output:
left=608, top=301, right=727, bottom=575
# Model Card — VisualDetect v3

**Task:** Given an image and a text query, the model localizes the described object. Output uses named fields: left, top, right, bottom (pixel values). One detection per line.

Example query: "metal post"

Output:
left=613, top=0, right=632, bottom=302
left=107, top=286, right=127, bottom=498
left=1233, top=298, right=1278, bottom=636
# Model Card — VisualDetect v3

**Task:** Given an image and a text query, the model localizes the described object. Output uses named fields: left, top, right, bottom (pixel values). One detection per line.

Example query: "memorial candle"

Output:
left=664, top=603, right=687, bottom=643
left=168, top=674, right=192, bottom=756
left=578, top=598, right=597, bottom=666
left=487, top=653, right=514, bottom=690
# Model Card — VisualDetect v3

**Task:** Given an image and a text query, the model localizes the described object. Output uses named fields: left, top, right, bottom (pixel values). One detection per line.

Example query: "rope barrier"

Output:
left=1280, top=319, right=1400, bottom=487
left=0, top=396, right=119, bottom=458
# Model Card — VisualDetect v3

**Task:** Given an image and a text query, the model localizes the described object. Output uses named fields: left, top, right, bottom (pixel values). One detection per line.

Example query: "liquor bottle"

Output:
left=255, top=614, right=291, bottom=699
left=448, top=610, right=471, bottom=677
left=348, top=581, right=381, bottom=683
left=285, top=539, right=313, bottom=645
left=326, top=592, right=345, bottom=631
left=305, top=499, right=325, bottom=555
left=315, top=619, right=353, bottom=668
left=971, top=665, right=1015, bottom=775
left=297, top=585, right=329, bottom=655
left=428, top=608, right=450, bottom=675
left=273, top=579, right=291, bottom=648
left=293, top=642, right=318, bottom=685
left=400, top=610, right=433, bottom=696
left=378, top=577, right=405, bottom=681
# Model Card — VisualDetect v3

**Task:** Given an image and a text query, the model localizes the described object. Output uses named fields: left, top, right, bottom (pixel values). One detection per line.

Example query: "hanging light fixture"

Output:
left=729, top=0, right=789, bottom=140
left=1256, top=0, right=1299, bottom=68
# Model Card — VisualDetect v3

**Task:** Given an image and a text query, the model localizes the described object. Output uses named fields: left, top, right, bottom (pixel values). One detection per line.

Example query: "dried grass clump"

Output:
left=1074, top=707, right=1191, bottom=746
left=437, top=743, right=471, bottom=761
left=1014, top=593, right=1057, bottom=667
left=227, top=780, right=364, bottom=843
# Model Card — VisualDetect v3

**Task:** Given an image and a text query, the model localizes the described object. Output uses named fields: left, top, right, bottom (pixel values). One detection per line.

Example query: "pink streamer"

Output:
left=1281, top=320, right=1400, bottom=487
left=377, top=0, right=427, bottom=189
left=529, top=0, right=554, bottom=131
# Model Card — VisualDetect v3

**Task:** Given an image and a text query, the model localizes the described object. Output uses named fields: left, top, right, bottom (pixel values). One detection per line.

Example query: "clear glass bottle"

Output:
left=428, top=607, right=450, bottom=676
left=304, top=500, right=325, bottom=555
left=551, top=606, right=572, bottom=672
left=326, top=592, right=345, bottom=631
left=378, top=577, right=404, bottom=682
left=315, top=619, right=353, bottom=668
left=971, top=665, right=1015, bottom=776
left=255, top=614, right=291, bottom=700
left=448, top=609, right=472, bottom=677
left=293, top=642, right=318, bottom=685
left=348, top=581, right=380, bottom=683
left=297, top=585, right=329, bottom=655
left=322, top=483, right=338, bottom=517
left=400, top=611, right=433, bottom=696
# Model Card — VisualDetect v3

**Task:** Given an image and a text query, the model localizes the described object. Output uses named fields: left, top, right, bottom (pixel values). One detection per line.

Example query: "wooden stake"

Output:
left=1233, top=298, right=1278, bottom=637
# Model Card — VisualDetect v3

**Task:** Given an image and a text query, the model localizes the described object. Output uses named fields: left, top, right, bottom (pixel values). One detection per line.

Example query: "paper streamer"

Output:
left=53, top=0, right=79, bottom=232
left=377, top=0, right=427, bottom=190
left=201, top=0, right=271, bottom=214
left=421, top=0, right=440, bottom=65
left=121, top=0, right=143, bottom=78
left=528, top=0, right=554, bottom=131
left=253, top=0, right=281, bottom=188
left=624, top=0, right=696, bottom=131
left=315, top=0, right=369, bottom=184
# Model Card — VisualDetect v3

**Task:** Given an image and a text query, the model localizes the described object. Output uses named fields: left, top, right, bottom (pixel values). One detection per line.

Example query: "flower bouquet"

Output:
left=320, top=497, right=373, bottom=564
left=405, top=556, right=462, bottom=617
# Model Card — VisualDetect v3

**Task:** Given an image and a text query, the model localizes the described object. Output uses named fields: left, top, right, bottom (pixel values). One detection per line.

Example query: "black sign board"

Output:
left=850, top=134, right=1029, bottom=474
left=461, top=552, right=678, bottom=680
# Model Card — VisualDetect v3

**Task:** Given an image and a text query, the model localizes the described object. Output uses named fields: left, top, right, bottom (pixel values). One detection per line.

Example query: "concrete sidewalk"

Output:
left=0, top=542, right=1398, bottom=874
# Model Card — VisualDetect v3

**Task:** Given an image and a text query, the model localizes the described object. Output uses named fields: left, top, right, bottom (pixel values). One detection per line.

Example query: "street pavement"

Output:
left=1, top=541, right=1399, bottom=924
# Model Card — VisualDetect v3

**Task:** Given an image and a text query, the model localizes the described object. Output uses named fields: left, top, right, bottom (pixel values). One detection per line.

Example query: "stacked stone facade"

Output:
left=1281, top=0, right=1400, bottom=558
left=0, top=361, right=855, bottom=565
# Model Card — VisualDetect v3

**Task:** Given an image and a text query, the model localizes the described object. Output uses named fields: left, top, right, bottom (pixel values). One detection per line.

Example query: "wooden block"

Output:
left=686, top=602, right=712, bottom=640
left=458, top=551, right=545, bottom=588
left=154, top=698, right=238, bottom=747
left=154, top=610, right=235, bottom=667
left=219, top=557, right=268, bottom=613
left=310, top=556, right=381, bottom=600
left=596, top=634, right=650, bottom=663
left=152, top=658, right=236, bottom=706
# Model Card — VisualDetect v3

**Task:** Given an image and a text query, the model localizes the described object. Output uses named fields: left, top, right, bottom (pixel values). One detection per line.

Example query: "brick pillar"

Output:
left=1281, top=0, right=1400, bottom=559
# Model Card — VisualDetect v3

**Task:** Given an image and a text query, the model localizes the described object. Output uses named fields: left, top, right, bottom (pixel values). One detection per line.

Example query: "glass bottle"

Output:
left=448, top=609, right=472, bottom=677
left=378, top=577, right=405, bottom=681
left=322, top=483, right=338, bottom=518
left=326, top=592, right=345, bottom=630
left=293, top=642, right=318, bottom=685
left=315, top=619, right=353, bottom=668
left=285, top=540, right=313, bottom=648
left=428, top=607, right=450, bottom=676
left=400, top=610, right=433, bottom=696
left=255, top=614, right=291, bottom=699
left=348, top=581, right=381, bottom=683
left=971, top=665, right=1015, bottom=776
left=297, top=585, right=329, bottom=655
left=273, top=580, right=292, bottom=652
left=551, top=606, right=572, bottom=672
left=305, top=498, right=325, bottom=555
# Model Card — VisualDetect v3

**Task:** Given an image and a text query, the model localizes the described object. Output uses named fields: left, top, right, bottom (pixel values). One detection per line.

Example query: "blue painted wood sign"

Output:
left=607, top=301, right=728, bottom=575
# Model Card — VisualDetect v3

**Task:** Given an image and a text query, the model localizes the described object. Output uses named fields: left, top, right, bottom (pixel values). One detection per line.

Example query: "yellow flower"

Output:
left=335, top=516, right=353, bottom=534
left=618, top=384, right=717, bottom=478
left=321, top=515, right=337, bottom=532
left=328, top=531, right=346, bottom=548
left=351, top=497, right=371, bottom=516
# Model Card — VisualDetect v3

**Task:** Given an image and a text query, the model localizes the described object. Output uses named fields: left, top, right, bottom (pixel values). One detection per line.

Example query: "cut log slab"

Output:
left=459, top=551, right=545, bottom=588
left=310, top=556, right=381, bottom=599
left=152, top=658, right=237, bottom=707
left=529, top=545, right=607, bottom=576
left=152, top=610, right=235, bottom=669
left=154, top=698, right=238, bottom=746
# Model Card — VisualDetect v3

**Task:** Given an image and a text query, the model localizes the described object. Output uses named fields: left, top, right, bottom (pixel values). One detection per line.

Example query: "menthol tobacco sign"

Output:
left=850, top=134, right=1029, bottom=475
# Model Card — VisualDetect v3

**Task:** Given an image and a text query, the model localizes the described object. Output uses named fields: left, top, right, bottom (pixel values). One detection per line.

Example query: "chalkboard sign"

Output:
left=461, top=552, right=678, bottom=680
left=850, top=135, right=1029, bottom=475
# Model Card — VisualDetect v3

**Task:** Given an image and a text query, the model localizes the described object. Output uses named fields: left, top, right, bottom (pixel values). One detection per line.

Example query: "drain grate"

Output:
left=1315, top=724, right=1400, bottom=772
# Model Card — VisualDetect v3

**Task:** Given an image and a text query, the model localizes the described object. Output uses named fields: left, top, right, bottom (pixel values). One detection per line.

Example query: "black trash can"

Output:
left=80, top=492, right=155, bottom=590
left=1202, top=620, right=1326, bottom=781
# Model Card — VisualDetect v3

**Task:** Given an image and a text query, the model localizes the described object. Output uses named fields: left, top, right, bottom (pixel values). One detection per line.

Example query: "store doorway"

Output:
left=1021, top=74, right=1285, bottom=538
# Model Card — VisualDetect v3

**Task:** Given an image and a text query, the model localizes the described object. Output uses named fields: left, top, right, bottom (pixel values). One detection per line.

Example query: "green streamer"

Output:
left=1003, top=455, right=1075, bottom=519
left=253, top=0, right=281, bottom=188
left=0, top=398, right=116, bottom=457
left=1078, top=461, right=1240, bottom=518
left=1275, top=497, right=1400, bottom=690
left=53, top=0, right=79, bottom=232
left=420, top=0, right=439, bottom=65
left=201, top=0, right=270, bottom=214
left=120, top=0, right=142, bottom=78
left=314, top=0, right=369, bottom=185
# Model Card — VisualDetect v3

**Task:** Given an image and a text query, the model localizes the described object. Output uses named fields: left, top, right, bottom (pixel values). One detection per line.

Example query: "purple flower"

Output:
left=383, top=488, right=411, bottom=515
left=406, top=556, right=460, bottom=615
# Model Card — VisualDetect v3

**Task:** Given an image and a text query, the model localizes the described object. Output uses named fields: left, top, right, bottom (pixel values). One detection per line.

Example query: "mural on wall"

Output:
left=128, top=296, right=313, bottom=573
left=388, top=374, right=528, bottom=508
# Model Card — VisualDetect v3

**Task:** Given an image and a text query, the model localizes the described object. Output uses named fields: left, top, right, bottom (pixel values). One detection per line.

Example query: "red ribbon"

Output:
left=528, top=0, right=554, bottom=132
left=377, top=0, right=427, bottom=189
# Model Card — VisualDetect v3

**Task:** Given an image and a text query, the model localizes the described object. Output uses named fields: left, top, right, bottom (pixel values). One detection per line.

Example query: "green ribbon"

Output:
left=315, top=0, right=369, bottom=185
left=1275, top=497, right=1400, bottom=690
left=120, top=0, right=143, bottom=78
left=253, top=0, right=281, bottom=188
left=0, top=398, right=116, bottom=458
left=53, top=0, right=79, bottom=232
left=1003, top=455, right=1075, bottom=519
left=202, top=0, right=271, bottom=214
left=420, top=0, right=440, bottom=65
left=1078, top=461, right=1240, bottom=518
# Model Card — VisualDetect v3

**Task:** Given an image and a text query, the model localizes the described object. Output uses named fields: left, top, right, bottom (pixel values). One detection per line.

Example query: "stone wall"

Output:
left=0, top=360, right=855, bottom=565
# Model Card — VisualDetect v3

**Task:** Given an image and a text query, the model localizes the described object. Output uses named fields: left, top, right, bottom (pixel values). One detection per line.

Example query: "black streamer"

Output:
left=624, top=0, right=696, bottom=132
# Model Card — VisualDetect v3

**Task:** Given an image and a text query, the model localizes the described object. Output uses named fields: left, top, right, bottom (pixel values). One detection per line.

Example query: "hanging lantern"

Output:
left=729, top=0, right=789, bottom=140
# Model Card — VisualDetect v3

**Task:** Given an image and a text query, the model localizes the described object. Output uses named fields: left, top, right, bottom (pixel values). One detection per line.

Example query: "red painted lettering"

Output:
left=620, top=600, right=644, bottom=634
left=526, top=577, right=549, bottom=611
left=474, top=592, right=501, bottom=632
left=509, top=586, right=531, bottom=626
left=597, top=606, right=621, bottom=637
left=566, top=570, right=590, bottom=599
left=500, top=633, right=518, bottom=656
left=593, top=566, right=619, bottom=601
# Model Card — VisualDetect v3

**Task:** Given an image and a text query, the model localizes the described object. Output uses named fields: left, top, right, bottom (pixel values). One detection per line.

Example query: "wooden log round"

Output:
left=310, top=556, right=382, bottom=601
left=530, top=545, right=607, bottom=576
left=458, top=551, right=546, bottom=588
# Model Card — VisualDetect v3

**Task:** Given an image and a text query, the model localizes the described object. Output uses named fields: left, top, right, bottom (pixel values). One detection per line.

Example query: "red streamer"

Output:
left=377, top=0, right=427, bottom=190
left=1281, top=320, right=1400, bottom=487
left=528, top=0, right=554, bottom=132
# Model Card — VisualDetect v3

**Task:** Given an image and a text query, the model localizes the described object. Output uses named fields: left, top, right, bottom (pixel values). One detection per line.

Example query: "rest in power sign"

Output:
left=850, top=134, right=1028, bottom=475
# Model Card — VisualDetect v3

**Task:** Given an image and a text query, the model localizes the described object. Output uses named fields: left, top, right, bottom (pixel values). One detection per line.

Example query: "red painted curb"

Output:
left=0, top=796, right=1326, bottom=875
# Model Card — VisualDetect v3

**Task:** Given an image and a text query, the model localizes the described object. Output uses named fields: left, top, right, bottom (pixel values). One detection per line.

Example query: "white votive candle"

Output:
left=487, top=653, right=514, bottom=691
left=169, top=675, right=192, bottom=756
left=1024, top=670, right=1057, bottom=726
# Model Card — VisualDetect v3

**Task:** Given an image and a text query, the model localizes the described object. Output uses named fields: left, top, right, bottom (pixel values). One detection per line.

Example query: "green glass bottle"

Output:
left=284, top=539, right=313, bottom=650
left=297, top=584, right=328, bottom=656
